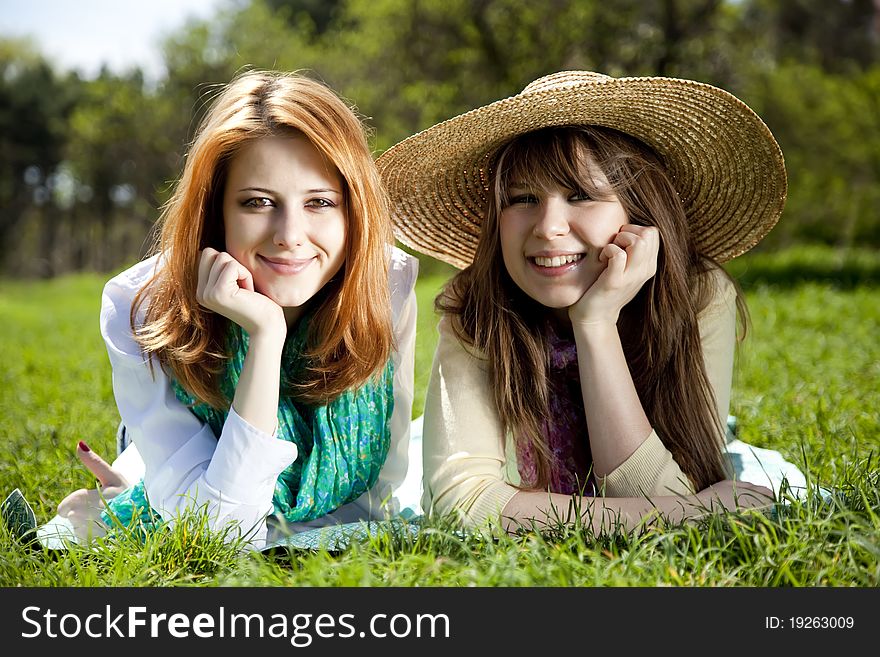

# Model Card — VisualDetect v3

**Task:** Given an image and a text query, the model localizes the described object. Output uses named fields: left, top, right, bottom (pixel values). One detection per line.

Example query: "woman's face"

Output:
left=222, top=135, right=347, bottom=326
left=498, top=158, right=627, bottom=312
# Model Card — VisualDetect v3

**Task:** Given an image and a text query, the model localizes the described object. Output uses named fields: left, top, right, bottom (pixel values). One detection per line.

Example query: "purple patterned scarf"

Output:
left=515, top=324, right=597, bottom=495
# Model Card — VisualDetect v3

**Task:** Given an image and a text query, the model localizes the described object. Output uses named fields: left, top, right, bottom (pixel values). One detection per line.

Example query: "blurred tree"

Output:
left=0, top=39, right=78, bottom=275
left=317, top=0, right=592, bottom=147
left=65, top=69, right=178, bottom=272
left=160, top=18, right=240, bottom=148
left=741, top=63, right=880, bottom=249
left=2, top=0, right=879, bottom=277
left=264, top=0, right=344, bottom=33
left=740, top=0, right=879, bottom=72
left=291, top=0, right=749, bottom=148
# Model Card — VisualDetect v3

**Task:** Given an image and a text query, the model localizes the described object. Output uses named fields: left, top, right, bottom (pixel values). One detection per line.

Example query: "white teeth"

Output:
left=532, top=254, right=582, bottom=267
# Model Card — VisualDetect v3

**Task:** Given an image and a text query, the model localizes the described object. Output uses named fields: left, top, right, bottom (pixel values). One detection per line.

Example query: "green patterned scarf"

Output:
left=104, top=313, right=394, bottom=530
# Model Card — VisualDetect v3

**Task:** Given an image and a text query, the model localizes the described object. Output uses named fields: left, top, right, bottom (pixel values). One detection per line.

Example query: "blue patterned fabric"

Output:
left=103, top=314, right=394, bottom=534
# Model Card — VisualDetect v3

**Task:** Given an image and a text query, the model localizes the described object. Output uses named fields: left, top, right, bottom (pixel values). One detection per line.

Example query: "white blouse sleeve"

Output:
left=101, top=258, right=297, bottom=549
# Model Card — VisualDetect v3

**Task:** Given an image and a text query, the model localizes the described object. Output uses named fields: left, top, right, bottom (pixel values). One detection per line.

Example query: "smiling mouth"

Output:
left=529, top=254, right=585, bottom=268
left=259, top=254, right=316, bottom=274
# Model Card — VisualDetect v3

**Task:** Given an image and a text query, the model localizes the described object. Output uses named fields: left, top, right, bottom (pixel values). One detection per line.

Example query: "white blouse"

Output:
left=103, top=246, right=418, bottom=549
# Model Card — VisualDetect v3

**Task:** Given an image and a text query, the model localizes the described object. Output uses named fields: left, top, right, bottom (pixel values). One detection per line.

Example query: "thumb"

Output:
left=77, top=441, right=126, bottom=488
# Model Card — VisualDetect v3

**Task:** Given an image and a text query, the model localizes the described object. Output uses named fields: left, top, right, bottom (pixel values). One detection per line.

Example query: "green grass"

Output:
left=1, top=245, right=878, bottom=586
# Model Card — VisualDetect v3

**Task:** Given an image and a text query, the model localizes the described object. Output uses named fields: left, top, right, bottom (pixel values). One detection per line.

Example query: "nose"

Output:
left=532, top=196, right=571, bottom=240
left=273, top=207, right=306, bottom=248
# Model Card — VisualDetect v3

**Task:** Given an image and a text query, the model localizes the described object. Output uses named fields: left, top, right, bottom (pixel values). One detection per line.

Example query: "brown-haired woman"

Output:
left=48, top=70, right=419, bottom=549
left=378, top=71, right=778, bottom=533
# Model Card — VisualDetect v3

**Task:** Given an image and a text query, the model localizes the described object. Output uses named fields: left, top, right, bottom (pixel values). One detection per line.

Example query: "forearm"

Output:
left=574, top=322, right=652, bottom=477
left=153, top=455, right=276, bottom=547
left=502, top=476, right=774, bottom=535
left=140, top=406, right=297, bottom=548
left=502, top=489, right=692, bottom=535
left=231, top=331, right=285, bottom=436
left=102, top=259, right=296, bottom=547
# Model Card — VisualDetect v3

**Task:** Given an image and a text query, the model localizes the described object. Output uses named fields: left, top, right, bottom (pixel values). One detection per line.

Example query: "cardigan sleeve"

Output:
left=598, top=267, right=737, bottom=496
left=421, top=316, right=520, bottom=526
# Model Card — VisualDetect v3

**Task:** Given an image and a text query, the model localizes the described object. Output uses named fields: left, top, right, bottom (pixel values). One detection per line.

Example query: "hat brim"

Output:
left=378, top=75, right=786, bottom=268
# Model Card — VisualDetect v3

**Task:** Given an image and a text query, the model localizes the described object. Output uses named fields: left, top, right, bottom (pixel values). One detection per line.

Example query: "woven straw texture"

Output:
left=377, top=71, right=787, bottom=269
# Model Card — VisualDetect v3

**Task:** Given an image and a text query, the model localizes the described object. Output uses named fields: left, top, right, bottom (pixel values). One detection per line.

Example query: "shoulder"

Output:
left=697, top=263, right=737, bottom=319
left=387, top=244, right=418, bottom=292
left=101, top=255, right=162, bottom=355
left=103, top=255, right=162, bottom=305
left=387, top=245, right=419, bottom=324
left=436, top=313, right=488, bottom=363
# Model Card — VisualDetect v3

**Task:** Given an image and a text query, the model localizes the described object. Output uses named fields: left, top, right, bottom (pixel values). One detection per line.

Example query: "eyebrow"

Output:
left=236, top=186, right=342, bottom=194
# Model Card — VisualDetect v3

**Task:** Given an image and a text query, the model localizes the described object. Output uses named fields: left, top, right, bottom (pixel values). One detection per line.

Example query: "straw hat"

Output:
left=377, top=71, right=786, bottom=268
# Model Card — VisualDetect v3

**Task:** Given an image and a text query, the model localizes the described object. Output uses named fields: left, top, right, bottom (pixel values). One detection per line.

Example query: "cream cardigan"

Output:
left=421, top=269, right=737, bottom=527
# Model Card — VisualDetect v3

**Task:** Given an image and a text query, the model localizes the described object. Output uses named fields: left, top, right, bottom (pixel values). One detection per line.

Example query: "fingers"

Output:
left=737, top=482, right=775, bottom=504
left=76, top=441, right=127, bottom=488
left=600, top=224, right=659, bottom=276
left=599, top=243, right=627, bottom=277
left=611, top=230, right=640, bottom=250
left=194, top=248, right=286, bottom=337
left=702, top=480, right=775, bottom=512
left=56, top=488, right=103, bottom=517
left=726, top=480, right=774, bottom=497
left=55, top=488, right=110, bottom=542
left=613, top=225, right=659, bottom=254
left=212, top=256, right=252, bottom=296
left=197, top=249, right=254, bottom=311
left=196, top=247, right=220, bottom=304
left=617, top=224, right=655, bottom=237
left=606, top=225, right=658, bottom=279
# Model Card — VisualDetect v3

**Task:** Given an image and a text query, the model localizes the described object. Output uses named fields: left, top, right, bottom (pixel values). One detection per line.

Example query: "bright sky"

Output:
left=0, top=0, right=229, bottom=80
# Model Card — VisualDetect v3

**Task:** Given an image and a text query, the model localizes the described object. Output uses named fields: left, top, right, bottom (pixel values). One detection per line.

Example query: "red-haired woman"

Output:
left=50, top=70, right=418, bottom=549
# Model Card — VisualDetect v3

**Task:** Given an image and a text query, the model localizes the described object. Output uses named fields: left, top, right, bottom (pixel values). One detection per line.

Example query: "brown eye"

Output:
left=509, top=194, right=538, bottom=206
left=243, top=197, right=274, bottom=208
left=305, top=197, right=336, bottom=209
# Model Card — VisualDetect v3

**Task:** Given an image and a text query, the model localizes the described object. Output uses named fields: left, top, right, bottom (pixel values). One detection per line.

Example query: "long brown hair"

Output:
left=439, top=126, right=736, bottom=492
left=133, top=70, right=393, bottom=408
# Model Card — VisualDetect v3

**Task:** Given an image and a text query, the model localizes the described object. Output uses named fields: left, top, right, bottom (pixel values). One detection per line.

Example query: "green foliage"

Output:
left=740, top=0, right=879, bottom=73
left=738, top=64, right=880, bottom=249
left=0, top=246, right=878, bottom=585
left=0, top=0, right=879, bottom=269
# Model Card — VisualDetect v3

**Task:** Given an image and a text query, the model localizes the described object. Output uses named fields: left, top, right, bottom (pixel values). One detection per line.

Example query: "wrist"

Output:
left=246, top=323, right=287, bottom=350
left=570, top=318, right=620, bottom=342
left=568, top=303, right=620, bottom=329
left=570, top=317, right=618, bottom=328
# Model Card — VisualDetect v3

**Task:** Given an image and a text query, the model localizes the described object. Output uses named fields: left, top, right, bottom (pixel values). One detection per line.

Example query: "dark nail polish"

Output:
left=78, top=441, right=90, bottom=452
